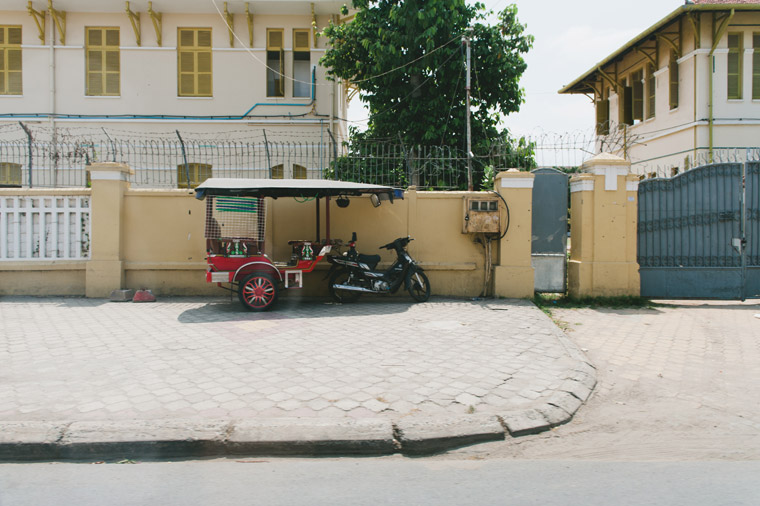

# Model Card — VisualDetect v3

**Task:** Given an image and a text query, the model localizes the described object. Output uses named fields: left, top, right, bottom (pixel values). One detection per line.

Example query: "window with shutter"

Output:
left=0, top=26, right=22, bottom=96
left=270, top=164, right=284, bottom=179
left=596, top=98, right=610, bottom=135
left=293, top=164, right=307, bottom=179
left=293, top=29, right=311, bottom=98
left=622, top=86, right=634, bottom=126
left=727, top=33, right=742, bottom=100
left=646, top=64, right=655, bottom=119
left=176, top=163, right=213, bottom=188
left=753, top=34, right=760, bottom=100
left=669, top=51, right=679, bottom=109
left=631, top=70, right=644, bottom=121
left=177, top=28, right=213, bottom=97
left=267, top=29, right=285, bottom=97
left=85, top=27, right=120, bottom=96
left=0, top=162, right=22, bottom=187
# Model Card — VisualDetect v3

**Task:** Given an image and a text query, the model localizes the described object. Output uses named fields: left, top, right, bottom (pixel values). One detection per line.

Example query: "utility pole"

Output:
left=463, top=32, right=473, bottom=191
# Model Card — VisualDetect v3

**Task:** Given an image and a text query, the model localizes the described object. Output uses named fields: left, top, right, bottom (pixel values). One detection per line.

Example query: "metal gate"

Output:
left=531, top=168, right=569, bottom=293
left=637, top=162, right=759, bottom=299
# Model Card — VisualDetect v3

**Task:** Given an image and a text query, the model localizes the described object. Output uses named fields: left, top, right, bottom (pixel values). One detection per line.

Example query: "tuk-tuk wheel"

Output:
left=238, top=272, right=279, bottom=311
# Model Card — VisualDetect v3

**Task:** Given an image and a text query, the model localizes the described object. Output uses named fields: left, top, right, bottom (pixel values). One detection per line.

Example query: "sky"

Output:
left=346, top=0, right=688, bottom=143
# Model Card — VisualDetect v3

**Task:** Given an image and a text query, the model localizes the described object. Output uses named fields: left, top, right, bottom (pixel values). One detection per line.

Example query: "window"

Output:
left=669, top=51, right=679, bottom=109
left=177, top=163, right=212, bottom=188
left=727, top=32, right=743, bottom=99
left=753, top=33, right=760, bottom=99
left=0, top=26, right=22, bottom=95
left=293, top=29, right=311, bottom=98
left=267, top=29, right=285, bottom=97
left=646, top=64, right=655, bottom=119
left=270, top=164, right=284, bottom=179
left=631, top=69, right=644, bottom=122
left=178, top=28, right=212, bottom=97
left=596, top=90, right=610, bottom=135
left=86, top=27, right=120, bottom=96
left=0, top=162, right=22, bottom=187
left=293, top=164, right=307, bottom=179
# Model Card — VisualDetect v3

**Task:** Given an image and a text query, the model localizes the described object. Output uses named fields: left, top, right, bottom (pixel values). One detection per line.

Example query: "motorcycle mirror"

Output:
left=370, top=194, right=381, bottom=208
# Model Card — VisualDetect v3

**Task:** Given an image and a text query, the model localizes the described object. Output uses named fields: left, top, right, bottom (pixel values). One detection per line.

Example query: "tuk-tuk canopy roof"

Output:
left=194, top=178, right=401, bottom=200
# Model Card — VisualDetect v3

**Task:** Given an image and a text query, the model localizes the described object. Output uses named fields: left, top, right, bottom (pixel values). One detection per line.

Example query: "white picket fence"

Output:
left=0, top=195, right=90, bottom=261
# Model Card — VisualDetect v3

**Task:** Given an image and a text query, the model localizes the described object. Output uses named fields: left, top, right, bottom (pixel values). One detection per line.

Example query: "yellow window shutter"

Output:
left=293, top=164, right=307, bottom=179
left=294, top=30, right=309, bottom=51
left=105, top=50, right=119, bottom=71
left=267, top=29, right=283, bottom=50
left=8, top=27, right=20, bottom=44
left=197, top=30, right=211, bottom=48
left=197, top=51, right=211, bottom=73
left=180, top=51, right=195, bottom=73
left=180, top=74, right=195, bottom=95
left=88, top=73, right=103, bottom=95
left=8, top=48, right=21, bottom=71
left=180, top=30, right=195, bottom=47
left=105, top=72, right=119, bottom=95
left=197, top=74, right=212, bottom=96
left=87, top=50, right=102, bottom=71
left=88, top=29, right=102, bottom=46
left=106, top=29, right=119, bottom=46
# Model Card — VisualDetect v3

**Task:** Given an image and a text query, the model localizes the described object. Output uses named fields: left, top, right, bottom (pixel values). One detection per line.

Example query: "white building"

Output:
left=560, top=0, right=760, bottom=176
left=0, top=0, right=350, bottom=187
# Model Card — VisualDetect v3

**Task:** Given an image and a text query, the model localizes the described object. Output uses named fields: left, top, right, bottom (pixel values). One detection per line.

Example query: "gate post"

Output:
left=493, top=170, right=535, bottom=298
left=568, top=153, right=640, bottom=298
left=85, top=162, right=133, bottom=298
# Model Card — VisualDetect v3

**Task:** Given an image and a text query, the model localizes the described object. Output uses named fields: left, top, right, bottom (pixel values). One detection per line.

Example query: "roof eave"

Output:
left=558, top=3, right=760, bottom=95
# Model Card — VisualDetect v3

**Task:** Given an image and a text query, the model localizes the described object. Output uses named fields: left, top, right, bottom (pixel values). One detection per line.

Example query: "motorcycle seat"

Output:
left=358, top=254, right=381, bottom=270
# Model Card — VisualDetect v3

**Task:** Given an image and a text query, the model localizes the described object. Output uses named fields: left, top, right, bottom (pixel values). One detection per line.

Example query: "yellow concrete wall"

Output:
left=493, top=171, right=535, bottom=298
left=568, top=154, right=640, bottom=298
left=1, top=186, right=499, bottom=298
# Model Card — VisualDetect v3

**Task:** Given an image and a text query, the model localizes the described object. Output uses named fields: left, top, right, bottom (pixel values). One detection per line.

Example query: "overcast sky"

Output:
left=347, top=0, right=687, bottom=140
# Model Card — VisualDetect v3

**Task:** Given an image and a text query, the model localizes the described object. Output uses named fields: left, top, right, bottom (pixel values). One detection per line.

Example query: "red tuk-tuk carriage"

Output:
left=194, top=178, right=399, bottom=311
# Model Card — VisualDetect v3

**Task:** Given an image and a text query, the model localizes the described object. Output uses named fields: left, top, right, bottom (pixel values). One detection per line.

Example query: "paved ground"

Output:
left=445, top=299, right=760, bottom=461
left=0, top=297, right=586, bottom=425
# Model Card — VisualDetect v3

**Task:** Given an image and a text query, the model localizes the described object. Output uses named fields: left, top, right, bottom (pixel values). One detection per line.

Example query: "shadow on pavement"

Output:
left=177, top=297, right=424, bottom=324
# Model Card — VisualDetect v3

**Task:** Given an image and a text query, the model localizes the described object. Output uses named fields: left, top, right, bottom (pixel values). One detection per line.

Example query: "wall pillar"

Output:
left=493, top=170, right=535, bottom=298
left=568, top=153, right=640, bottom=298
left=85, top=162, right=133, bottom=297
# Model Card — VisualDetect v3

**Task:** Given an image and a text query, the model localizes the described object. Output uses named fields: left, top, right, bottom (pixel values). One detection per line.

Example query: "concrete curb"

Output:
left=0, top=362, right=596, bottom=461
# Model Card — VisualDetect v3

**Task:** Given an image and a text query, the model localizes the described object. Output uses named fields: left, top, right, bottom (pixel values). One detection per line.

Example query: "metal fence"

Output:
left=0, top=125, right=539, bottom=190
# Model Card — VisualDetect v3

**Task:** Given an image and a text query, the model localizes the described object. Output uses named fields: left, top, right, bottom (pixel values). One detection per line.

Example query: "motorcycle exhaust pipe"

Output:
left=332, top=284, right=377, bottom=293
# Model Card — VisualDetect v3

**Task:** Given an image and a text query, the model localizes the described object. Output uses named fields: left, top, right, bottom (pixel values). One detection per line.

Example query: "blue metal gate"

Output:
left=637, top=162, right=759, bottom=299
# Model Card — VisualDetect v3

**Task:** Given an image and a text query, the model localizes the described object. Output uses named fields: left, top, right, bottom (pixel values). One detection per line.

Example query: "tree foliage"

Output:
left=320, top=0, right=534, bottom=157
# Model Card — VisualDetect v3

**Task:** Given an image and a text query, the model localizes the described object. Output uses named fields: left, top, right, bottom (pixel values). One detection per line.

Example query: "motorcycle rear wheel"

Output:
left=408, top=271, right=431, bottom=302
left=329, top=269, right=362, bottom=303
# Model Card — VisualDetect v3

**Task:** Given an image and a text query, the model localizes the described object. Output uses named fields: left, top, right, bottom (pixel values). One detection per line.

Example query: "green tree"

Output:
left=321, top=0, right=534, bottom=187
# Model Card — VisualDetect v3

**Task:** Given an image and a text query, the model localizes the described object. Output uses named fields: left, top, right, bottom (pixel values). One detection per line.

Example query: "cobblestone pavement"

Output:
left=0, top=297, right=585, bottom=423
left=453, top=299, right=760, bottom=460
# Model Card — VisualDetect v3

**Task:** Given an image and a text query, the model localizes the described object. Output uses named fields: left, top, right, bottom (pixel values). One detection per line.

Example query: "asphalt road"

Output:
left=1, top=459, right=759, bottom=506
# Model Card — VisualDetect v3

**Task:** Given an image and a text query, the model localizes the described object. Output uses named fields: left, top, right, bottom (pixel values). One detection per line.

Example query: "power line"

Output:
left=210, top=0, right=464, bottom=89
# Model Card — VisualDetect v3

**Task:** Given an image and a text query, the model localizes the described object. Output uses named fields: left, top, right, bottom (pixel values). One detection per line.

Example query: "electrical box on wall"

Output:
left=463, top=197, right=500, bottom=234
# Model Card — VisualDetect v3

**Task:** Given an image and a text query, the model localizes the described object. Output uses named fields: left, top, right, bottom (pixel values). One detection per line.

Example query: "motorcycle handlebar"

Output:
left=380, top=236, right=413, bottom=250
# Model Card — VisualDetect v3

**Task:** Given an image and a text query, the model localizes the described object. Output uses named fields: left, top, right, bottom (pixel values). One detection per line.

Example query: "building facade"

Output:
left=560, top=1, right=760, bottom=176
left=0, top=0, right=350, bottom=187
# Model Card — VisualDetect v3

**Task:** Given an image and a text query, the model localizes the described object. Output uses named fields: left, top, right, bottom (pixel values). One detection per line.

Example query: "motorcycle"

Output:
left=326, top=233, right=431, bottom=303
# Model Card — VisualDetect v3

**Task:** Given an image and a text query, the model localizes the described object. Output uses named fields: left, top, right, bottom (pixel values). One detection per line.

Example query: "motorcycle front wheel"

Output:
left=408, top=271, right=431, bottom=302
left=328, top=268, right=362, bottom=303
